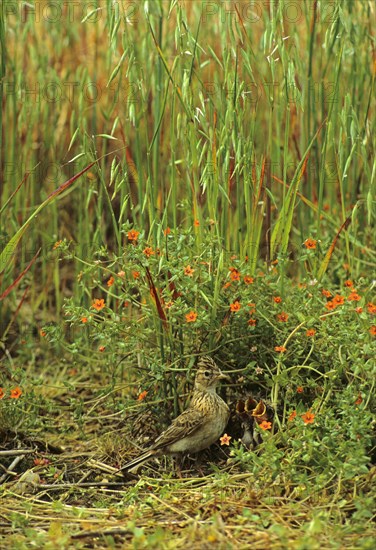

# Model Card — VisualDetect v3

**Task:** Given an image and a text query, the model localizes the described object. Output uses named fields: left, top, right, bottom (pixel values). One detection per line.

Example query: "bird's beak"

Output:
left=218, top=372, right=230, bottom=381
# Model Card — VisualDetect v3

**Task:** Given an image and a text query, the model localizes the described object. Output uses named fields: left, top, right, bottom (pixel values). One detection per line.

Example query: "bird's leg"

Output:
left=171, top=454, right=185, bottom=478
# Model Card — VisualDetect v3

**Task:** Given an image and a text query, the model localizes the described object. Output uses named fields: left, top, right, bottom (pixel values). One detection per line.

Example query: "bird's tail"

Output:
left=119, top=449, right=157, bottom=474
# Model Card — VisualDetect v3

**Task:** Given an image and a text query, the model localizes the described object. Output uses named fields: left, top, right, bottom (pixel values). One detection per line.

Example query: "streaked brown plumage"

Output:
left=120, top=356, right=230, bottom=473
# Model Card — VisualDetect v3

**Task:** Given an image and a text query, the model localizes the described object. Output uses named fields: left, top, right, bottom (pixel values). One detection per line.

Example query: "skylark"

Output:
left=120, top=356, right=230, bottom=473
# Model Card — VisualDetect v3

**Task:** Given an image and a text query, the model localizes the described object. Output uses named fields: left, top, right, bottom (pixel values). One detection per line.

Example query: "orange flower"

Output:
left=143, top=247, right=155, bottom=257
left=344, top=280, right=353, bottom=287
left=355, top=307, right=363, bottom=314
left=304, top=238, right=317, bottom=249
left=127, top=229, right=140, bottom=241
left=138, top=390, right=148, bottom=401
left=277, top=312, right=289, bottom=322
left=288, top=410, right=297, bottom=422
left=185, top=311, right=198, bottom=323
left=184, top=265, right=195, bottom=277
left=370, top=325, right=376, bottom=336
left=301, top=410, right=315, bottom=424
left=193, top=219, right=200, bottom=227
left=230, top=270, right=241, bottom=281
left=92, top=299, right=105, bottom=311
left=223, top=282, right=232, bottom=289
left=10, top=387, right=22, bottom=399
left=366, top=302, right=376, bottom=314
left=52, top=240, right=62, bottom=250
left=296, top=386, right=304, bottom=393
left=273, top=296, right=282, bottom=303
left=0, top=388, right=4, bottom=399
left=306, top=328, right=316, bottom=337
left=230, top=301, right=241, bottom=312
left=322, top=289, right=332, bottom=298
left=274, top=345, right=287, bottom=353
left=81, top=317, right=88, bottom=323
left=244, top=276, right=254, bottom=284
left=107, top=276, right=115, bottom=287
left=332, top=294, right=345, bottom=306
left=348, top=291, right=361, bottom=302
left=164, top=227, right=171, bottom=236
left=354, top=393, right=363, bottom=406
left=325, top=301, right=335, bottom=311
left=132, top=271, right=140, bottom=279
left=98, top=345, right=106, bottom=352
left=248, top=318, right=257, bottom=326
left=219, top=433, right=232, bottom=446
left=39, top=329, right=46, bottom=337
left=259, top=421, right=272, bottom=431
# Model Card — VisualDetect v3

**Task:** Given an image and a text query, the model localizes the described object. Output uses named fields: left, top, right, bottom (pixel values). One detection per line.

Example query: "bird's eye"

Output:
left=203, top=370, right=211, bottom=377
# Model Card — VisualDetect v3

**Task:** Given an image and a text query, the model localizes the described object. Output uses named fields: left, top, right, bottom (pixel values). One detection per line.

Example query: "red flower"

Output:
left=296, top=386, right=304, bottom=393
left=52, top=240, right=62, bottom=250
left=277, top=312, right=289, bottom=322
left=244, top=276, right=254, bottom=284
left=230, top=270, right=241, bottom=281
left=164, top=227, right=171, bottom=236
left=184, top=265, right=195, bottom=277
left=274, top=345, right=287, bottom=353
left=230, top=301, right=241, bottom=312
left=322, top=289, right=332, bottom=298
left=259, top=421, right=272, bottom=431
left=369, top=325, right=376, bottom=336
left=348, top=291, right=361, bottom=302
left=0, top=388, right=4, bottom=400
left=344, top=280, right=353, bottom=287
left=92, top=299, right=105, bottom=311
left=366, top=303, right=376, bottom=314
left=288, top=410, right=297, bottom=422
left=138, top=391, right=148, bottom=401
left=332, top=294, right=345, bottom=306
left=304, top=238, right=317, bottom=249
left=301, top=410, right=315, bottom=424
left=248, top=318, right=257, bottom=326
left=107, top=276, right=115, bottom=287
left=219, top=433, right=232, bottom=445
left=306, top=329, right=316, bottom=337
left=143, top=247, right=155, bottom=258
left=127, top=229, right=139, bottom=241
left=185, top=311, right=198, bottom=323
left=354, top=394, right=363, bottom=406
left=273, top=296, right=282, bottom=303
left=10, top=387, right=22, bottom=399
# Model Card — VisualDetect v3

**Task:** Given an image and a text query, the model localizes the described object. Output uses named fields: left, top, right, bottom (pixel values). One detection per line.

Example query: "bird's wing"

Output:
left=152, top=408, right=205, bottom=450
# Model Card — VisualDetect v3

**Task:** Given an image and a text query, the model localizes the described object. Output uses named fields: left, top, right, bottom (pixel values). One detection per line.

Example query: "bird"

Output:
left=119, top=356, right=230, bottom=474
left=236, top=397, right=275, bottom=449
